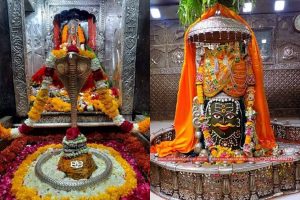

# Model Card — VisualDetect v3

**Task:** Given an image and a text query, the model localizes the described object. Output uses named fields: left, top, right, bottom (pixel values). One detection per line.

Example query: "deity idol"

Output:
left=154, top=4, right=276, bottom=159
left=60, top=19, right=85, bottom=51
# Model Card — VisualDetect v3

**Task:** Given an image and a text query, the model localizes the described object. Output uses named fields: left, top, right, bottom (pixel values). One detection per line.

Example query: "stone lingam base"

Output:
left=58, top=153, right=97, bottom=180
left=151, top=128, right=300, bottom=200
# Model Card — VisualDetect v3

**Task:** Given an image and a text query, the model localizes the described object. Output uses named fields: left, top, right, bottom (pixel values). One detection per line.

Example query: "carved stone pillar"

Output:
left=121, top=0, right=139, bottom=116
left=249, top=171, right=259, bottom=200
left=195, top=173, right=203, bottom=200
left=6, top=0, right=29, bottom=116
left=172, top=171, right=179, bottom=198
left=151, top=164, right=160, bottom=192
left=223, top=175, right=231, bottom=200
left=296, top=161, right=300, bottom=190
left=273, top=164, right=281, bottom=193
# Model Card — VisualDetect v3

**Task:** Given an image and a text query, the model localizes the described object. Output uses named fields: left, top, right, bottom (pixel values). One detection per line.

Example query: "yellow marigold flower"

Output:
left=0, top=124, right=12, bottom=140
left=52, top=49, right=67, bottom=59
left=138, top=117, right=150, bottom=133
left=245, top=135, right=251, bottom=144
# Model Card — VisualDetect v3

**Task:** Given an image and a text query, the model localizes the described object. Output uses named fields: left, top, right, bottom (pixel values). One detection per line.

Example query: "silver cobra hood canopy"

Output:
left=188, top=15, right=251, bottom=43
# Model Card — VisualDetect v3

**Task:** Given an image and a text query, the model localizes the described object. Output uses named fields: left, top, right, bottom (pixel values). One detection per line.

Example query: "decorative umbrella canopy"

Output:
left=188, top=15, right=251, bottom=43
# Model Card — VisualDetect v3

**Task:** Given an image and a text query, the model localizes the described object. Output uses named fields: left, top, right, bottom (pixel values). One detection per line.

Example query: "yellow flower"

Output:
left=0, top=124, right=12, bottom=140
left=245, top=135, right=251, bottom=144
left=79, top=49, right=96, bottom=59
left=12, top=143, right=137, bottom=200
left=52, top=49, right=67, bottom=59
left=138, top=117, right=150, bottom=133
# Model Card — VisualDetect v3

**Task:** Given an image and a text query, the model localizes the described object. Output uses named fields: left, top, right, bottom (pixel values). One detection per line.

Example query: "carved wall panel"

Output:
left=202, top=174, right=223, bottom=200
left=160, top=167, right=174, bottom=196
left=255, top=166, right=273, bottom=197
left=230, top=172, right=250, bottom=200
left=150, top=20, right=184, bottom=120
left=7, top=0, right=29, bottom=116
left=264, top=69, right=300, bottom=116
left=279, top=163, right=296, bottom=191
left=150, top=74, right=180, bottom=120
left=151, top=13, right=300, bottom=120
left=178, top=172, right=196, bottom=200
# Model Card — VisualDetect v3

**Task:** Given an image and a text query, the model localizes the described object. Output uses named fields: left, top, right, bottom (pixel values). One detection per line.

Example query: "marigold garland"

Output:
left=28, top=88, right=49, bottom=121
left=61, top=25, right=69, bottom=44
left=49, top=97, right=71, bottom=112
left=77, top=26, right=85, bottom=44
left=52, top=49, right=67, bottom=59
left=0, top=124, right=12, bottom=140
left=96, top=89, right=120, bottom=119
left=78, top=49, right=96, bottom=59
left=137, top=117, right=150, bottom=133
left=11, top=143, right=137, bottom=200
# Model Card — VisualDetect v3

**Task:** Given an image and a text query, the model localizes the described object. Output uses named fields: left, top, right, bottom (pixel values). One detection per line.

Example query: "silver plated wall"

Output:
left=7, top=0, right=139, bottom=117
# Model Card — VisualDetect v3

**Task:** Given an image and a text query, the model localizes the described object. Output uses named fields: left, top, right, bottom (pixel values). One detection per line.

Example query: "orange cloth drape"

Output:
left=154, top=4, right=276, bottom=157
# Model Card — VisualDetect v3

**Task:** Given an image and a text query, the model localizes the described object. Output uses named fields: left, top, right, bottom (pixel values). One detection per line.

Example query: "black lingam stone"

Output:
left=206, top=96, right=243, bottom=150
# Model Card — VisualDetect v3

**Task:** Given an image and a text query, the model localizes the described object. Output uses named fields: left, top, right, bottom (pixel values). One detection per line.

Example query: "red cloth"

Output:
left=53, top=20, right=61, bottom=50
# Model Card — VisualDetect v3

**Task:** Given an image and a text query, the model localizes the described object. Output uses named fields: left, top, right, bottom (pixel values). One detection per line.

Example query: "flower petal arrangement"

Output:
left=0, top=133, right=150, bottom=200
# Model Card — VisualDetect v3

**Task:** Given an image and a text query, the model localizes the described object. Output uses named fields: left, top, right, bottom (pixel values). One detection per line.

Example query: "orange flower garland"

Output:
left=28, top=88, right=49, bottom=121
left=77, top=26, right=85, bottom=44
left=48, top=97, right=71, bottom=112
left=51, top=49, right=67, bottom=59
left=61, top=25, right=69, bottom=44
left=79, top=49, right=96, bottom=59
left=137, top=117, right=150, bottom=133
left=0, top=124, right=12, bottom=140
left=96, top=89, right=120, bottom=119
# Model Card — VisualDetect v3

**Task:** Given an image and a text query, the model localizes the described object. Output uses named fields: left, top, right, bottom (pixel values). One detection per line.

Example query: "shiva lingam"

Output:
left=190, top=14, right=254, bottom=159
left=34, top=19, right=113, bottom=188
left=189, top=13, right=275, bottom=161
left=34, top=50, right=113, bottom=190
left=55, top=52, right=97, bottom=179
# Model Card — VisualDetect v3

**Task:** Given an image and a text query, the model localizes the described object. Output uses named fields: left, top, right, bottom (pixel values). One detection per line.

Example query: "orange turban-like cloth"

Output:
left=154, top=3, right=276, bottom=157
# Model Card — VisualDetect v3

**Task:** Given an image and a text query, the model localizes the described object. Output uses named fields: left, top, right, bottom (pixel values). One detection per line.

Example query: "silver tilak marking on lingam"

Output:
left=34, top=149, right=112, bottom=191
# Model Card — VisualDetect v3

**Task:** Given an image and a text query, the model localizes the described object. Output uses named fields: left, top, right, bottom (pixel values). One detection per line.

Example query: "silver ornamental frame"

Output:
left=6, top=0, right=139, bottom=117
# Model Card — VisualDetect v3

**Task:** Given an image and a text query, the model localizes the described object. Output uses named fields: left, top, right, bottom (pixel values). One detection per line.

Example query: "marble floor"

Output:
left=150, top=120, right=300, bottom=200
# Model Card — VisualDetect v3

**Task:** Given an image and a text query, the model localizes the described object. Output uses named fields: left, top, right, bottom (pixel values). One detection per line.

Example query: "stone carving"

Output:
left=168, top=46, right=184, bottom=66
left=120, top=0, right=139, bottom=115
left=282, top=46, right=298, bottom=60
left=7, top=0, right=29, bottom=116
left=150, top=47, right=166, bottom=68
